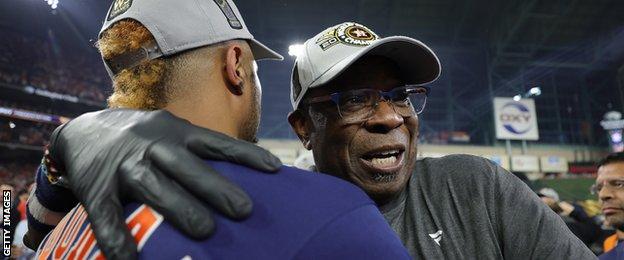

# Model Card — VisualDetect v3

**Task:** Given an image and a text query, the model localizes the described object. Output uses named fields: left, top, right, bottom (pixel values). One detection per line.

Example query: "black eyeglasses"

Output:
left=302, top=85, right=429, bottom=124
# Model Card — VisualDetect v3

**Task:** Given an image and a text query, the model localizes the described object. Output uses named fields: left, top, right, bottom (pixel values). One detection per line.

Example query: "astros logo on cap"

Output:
left=316, top=22, right=379, bottom=51
left=337, top=23, right=377, bottom=45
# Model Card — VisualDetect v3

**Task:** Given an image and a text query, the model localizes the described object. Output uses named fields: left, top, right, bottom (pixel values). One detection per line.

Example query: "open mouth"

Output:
left=359, top=147, right=405, bottom=182
left=362, top=149, right=403, bottom=168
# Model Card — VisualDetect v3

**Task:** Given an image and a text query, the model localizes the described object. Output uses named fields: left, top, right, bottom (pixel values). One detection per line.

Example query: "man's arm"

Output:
left=25, top=109, right=282, bottom=259
left=294, top=204, right=411, bottom=259
left=490, top=162, right=596, bottom=259
left=24, top=164, right=77, bottom=249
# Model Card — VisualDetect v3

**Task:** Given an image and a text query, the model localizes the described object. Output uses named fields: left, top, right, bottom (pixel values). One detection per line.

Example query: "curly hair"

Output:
left=98, top=19, right=171, bottom=109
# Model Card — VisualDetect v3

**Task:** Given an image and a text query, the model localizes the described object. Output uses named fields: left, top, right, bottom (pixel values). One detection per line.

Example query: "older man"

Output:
left=286, top=22, right=593, bottom=259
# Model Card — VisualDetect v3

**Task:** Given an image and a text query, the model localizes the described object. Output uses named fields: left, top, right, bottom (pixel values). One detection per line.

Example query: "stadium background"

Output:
left=1, top=0, right=623, bottom=240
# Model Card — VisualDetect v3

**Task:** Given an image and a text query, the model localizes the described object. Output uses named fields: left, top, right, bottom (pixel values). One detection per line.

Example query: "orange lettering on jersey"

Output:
left=38, top=207, right=76, bottom=260
left=127, top=205, right=161, bottom=247
left=53, top=207, right=87, bottom=258
left=91, top=205, right=163, bottom=259
left=39, top=205, right=163, bottom=259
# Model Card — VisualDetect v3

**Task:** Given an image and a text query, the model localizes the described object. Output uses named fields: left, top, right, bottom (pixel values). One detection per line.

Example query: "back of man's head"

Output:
left=95, top=0, right=282, bottom=141
left=98, top=19, right=250, bottom=110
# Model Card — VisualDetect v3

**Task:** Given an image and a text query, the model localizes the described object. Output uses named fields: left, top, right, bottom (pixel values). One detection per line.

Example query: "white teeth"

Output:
left=378, top=150, right=399, bottom=156
left=371, top=156, right=397, bottom=167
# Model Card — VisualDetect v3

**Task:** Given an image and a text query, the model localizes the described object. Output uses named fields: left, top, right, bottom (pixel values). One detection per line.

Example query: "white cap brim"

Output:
left=308, top=36, right=441, bottom=88
left=249, top=38, right=284, bottom=61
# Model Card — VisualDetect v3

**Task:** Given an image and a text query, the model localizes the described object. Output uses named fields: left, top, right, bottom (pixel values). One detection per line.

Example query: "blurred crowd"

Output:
left=0, top=163, right=36, bottom=193
left=0, top=118, right=54, bottom=147
left=0, top=100, right=55, bottom=115
left=0, top=31, right=108, bottom=102
left=536, top=187, right=613, bottom=254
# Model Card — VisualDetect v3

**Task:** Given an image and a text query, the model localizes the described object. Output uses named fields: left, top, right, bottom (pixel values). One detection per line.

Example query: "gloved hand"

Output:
left=46, top=109, right=281, bottom=259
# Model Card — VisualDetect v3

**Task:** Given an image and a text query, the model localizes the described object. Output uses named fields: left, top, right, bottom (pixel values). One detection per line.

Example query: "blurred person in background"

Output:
left=16, top=183, right=34, bottom=221
left=593, top=152, right=624, bottom=259
left=537, top=187, right=602, bottom=247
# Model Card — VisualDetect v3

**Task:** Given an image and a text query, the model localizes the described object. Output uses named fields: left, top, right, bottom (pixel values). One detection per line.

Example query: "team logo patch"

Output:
left=107, top=0, right=132, bottom=21
left=316, top=22, right=378, bottom=51
left=214, top=0, right=243, bottom=29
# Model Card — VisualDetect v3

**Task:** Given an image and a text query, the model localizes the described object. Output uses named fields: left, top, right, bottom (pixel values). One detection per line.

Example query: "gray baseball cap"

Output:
left=290, top=22, right=441, bottom=110
left=100, top=0, right=283, bottom=76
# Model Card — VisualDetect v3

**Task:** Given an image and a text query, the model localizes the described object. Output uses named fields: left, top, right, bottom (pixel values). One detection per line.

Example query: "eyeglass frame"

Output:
left=300, top=85, right=430, bottom=123
left=590, top=178, right=624, bottom=195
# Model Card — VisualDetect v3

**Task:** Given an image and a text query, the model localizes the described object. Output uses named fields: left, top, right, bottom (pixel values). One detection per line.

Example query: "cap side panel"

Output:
left=304, top=39, right=317, bottom=84
left=194, top=0, right=218, bottom=40
left=138, top=16, right=169, bottom=54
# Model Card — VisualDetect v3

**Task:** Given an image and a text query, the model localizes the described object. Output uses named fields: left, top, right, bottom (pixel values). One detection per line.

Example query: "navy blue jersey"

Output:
left=36, top=162, right=410, bottom=259
left=600, top=241, right=624, bottom=260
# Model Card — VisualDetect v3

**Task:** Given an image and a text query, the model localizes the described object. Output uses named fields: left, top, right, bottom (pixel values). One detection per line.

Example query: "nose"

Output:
left=599, top=185, right=614, bottom=202
left=364, top=101, right=405, bottom=133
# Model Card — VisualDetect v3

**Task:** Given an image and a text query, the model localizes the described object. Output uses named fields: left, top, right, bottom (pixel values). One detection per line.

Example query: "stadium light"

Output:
left=513, top=86, right=541, bottom=101
left=9, top=122, right=15, bottom=129
left=288, top=44, right=305, bottom=57
left=44, top=0, right=59, bottom=10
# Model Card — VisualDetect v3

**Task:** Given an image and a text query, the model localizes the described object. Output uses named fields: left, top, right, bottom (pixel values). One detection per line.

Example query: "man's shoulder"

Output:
left=419, top=153, right=493, bottom=166
left=207, top=161, right=374, bottom=213
left=416, top=154, right=500, bottom=181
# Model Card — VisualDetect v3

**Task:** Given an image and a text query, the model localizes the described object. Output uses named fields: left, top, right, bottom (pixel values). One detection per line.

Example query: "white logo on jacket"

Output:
left=429, top=230, right=443, bottom=246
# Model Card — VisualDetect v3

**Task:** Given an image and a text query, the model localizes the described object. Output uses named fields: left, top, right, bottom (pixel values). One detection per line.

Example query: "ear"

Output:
left=224, top=44, right=246, bottom=95
left=288, top=110, right=312, bottom=150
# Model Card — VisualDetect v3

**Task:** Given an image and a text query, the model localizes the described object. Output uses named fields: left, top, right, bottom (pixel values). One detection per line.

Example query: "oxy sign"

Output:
left=493, top=98, right=539, bottom=140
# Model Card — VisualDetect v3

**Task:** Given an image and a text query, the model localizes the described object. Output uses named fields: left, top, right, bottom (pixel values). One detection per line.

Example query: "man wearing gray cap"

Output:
left=287, top=22, right=595, bottom=259
left=25, top=1, right=411, bottom=259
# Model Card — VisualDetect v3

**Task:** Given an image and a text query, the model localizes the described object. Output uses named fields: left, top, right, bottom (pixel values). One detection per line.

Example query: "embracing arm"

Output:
left=25, top=109, right=282, bottom=259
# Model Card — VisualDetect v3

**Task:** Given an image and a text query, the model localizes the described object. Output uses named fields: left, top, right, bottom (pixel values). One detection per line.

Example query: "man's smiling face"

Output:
left=289, top=56, right=420, bottom=205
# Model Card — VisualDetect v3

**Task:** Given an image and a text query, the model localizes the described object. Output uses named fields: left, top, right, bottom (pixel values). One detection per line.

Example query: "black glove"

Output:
left=47, top=109, right=281, bottom=259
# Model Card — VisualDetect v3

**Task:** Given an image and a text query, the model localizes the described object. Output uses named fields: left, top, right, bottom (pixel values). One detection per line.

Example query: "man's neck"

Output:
left=164, top=98, right=240, bottom=139
left=377, top=186, right=408, bottom=214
